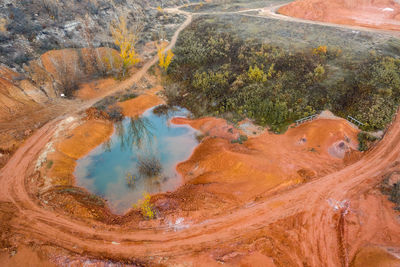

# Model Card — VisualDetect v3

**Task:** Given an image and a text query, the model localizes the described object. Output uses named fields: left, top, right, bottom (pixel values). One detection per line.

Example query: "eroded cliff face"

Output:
left=0, top=47, right=118, bottom=168
left=0, top=67, right=43, bottom=120
left=0, top=47, right=120, bottom=120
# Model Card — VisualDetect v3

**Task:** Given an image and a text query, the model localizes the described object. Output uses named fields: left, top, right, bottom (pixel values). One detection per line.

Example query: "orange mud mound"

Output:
left=175, top=117, right=360, bottom=202
left=278, top=0, right=400, bottom=31
left=55, top=120, right=113, bottom=160
left=2, top=107, right=400, bottom=265
left=44, top=120, right=113, bottom=187
left=117, top=86, right=164, bottom=117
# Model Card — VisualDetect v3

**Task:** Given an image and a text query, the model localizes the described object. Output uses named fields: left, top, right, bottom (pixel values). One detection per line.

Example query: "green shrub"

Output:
left=165, top=19, right=400, bottom=132
left=231, top=134, right=248, bottom=144
left=153, top=104, right=171, bottom=116
left=358, top=132, right=378, bottom=151
left=46, top=160, right=53, bottom=169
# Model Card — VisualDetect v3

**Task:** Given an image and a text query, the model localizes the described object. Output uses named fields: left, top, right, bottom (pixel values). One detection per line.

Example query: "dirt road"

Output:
left=1, top=88, right=400, bottom=266
left=1, top=2, right=400, bottom=266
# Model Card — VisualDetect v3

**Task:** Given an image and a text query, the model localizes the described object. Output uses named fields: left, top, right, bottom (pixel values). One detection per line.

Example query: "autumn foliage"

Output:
left=134, top=193, right=155, bottom=219
left=110, top=17, right=140, bottom=78
left=157, top=44, right=174, bottom=72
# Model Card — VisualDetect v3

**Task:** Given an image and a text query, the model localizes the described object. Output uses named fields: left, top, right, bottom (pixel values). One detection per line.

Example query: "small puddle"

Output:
left=74, top=106, right=198, bottom=214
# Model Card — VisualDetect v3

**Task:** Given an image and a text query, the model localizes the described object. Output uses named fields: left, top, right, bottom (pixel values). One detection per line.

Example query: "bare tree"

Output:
left=41, top=0, right=59, bottom=20
left=50, top=49, right=81, bottom=97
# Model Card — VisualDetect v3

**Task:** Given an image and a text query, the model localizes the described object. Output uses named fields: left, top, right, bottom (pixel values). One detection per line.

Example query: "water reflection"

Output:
left=103, top=116, right=156, bottom=152
left=74, top=106, right=198, bottom=214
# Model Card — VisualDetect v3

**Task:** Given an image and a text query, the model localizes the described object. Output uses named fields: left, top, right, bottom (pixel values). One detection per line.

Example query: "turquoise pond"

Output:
left=74, top=106, right=199, bottom=214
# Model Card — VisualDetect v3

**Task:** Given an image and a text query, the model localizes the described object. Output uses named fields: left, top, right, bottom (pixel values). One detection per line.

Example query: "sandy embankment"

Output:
left=278, top=0, right=400, bottom=31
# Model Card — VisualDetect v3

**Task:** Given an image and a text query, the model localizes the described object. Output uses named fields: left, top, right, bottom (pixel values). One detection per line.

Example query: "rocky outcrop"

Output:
left=0, top=66, right=44, bottom=122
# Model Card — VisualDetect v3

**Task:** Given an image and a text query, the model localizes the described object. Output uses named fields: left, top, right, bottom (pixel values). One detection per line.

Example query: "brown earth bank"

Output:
left=0, top=47, right=123, bottom=169
left=278, top=0, right=400, bottom=31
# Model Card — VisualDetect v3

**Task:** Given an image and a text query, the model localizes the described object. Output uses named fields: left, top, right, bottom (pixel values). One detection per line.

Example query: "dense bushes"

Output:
left=358, top=132, right=379, bottom=152
left=165, top=20, right=400, bottom=132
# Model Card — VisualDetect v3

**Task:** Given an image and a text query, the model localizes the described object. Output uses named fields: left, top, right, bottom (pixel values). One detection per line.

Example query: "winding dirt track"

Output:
left=1, top=3, right=400, bottom=266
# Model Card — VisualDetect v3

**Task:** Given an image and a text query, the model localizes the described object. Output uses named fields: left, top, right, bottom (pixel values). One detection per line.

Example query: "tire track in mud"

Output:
left=1, top=3, right=400, bottom=266
left=2, top=110, right=400, bottom=264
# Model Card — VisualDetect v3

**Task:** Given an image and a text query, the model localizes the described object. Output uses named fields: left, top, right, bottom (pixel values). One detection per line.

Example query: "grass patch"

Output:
left=165, top=15, right=400, bottom=133
left=182, top=0, right=286, bottom=13
left=358, top=132, right=379, bottom=151
left=231, top=135, right=248, bottom=144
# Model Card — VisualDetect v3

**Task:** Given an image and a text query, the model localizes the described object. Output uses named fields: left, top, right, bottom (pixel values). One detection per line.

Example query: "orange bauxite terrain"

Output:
left=2, top=1, right=400, bottom=265
left=279, top=0, right=400, bottom=31
left=173, top=116, right=360, bottom=202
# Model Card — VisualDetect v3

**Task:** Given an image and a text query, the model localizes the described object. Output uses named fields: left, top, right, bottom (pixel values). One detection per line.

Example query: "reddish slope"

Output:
left=0, top=112, right=400, bottom=265
left=278, top=0, right=400, bottom=31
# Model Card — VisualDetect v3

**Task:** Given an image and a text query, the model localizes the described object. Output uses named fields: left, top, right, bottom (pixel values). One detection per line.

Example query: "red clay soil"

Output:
left=0, top=246, right=56, bottom=267
left=0, top=66, right=70, bottom=169
left=174, top=117, right=360, bottom=203
left=0, top=67, right=40, bottom=122
left=74, top=78, right=118, bottom=100
left=41, top=89, right=164, bottom=189
left=117, top=86, right=164, bottom=117
left=278, top=0, right=400, bottom=31
left=2, top=12, right=400, bottom=264
left=3, top=106, right=400, bottom=265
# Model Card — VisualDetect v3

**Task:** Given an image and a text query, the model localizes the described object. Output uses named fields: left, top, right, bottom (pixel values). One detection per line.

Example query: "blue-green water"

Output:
left=74, top=106, right=198, bottom=214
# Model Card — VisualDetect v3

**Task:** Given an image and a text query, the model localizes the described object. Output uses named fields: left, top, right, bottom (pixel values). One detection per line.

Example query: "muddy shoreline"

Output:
left=38, top=91, right=363, bottom=222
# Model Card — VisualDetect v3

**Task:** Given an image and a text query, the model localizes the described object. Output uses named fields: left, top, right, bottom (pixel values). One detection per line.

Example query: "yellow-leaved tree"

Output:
left=134, top=192, right=155, bottom=219
left=110, top=16, right=141, bottom=79
left=157, top=43, right=174, bottom=72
